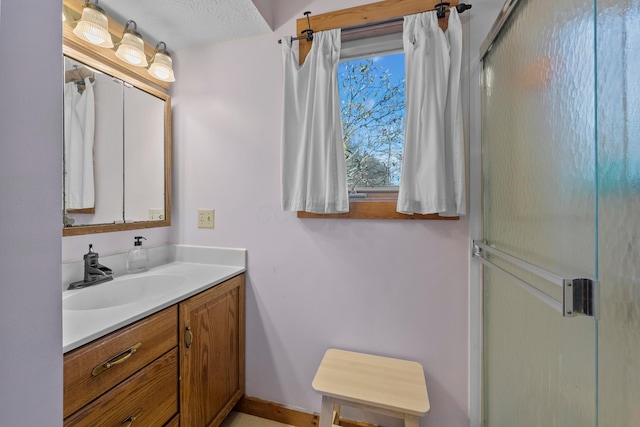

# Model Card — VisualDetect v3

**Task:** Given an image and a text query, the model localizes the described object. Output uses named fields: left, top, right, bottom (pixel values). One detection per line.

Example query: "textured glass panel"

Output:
left=597, top=1, right=640, bottom=425
left=481, top=0, right=597, bottom=424
left=483, top=0, right=596, bottom=276
left=484, top=270, right=596, bottom=426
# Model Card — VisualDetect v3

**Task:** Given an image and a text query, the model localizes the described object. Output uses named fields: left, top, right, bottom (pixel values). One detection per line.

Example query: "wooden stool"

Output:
left=312, top=349, right=430, bottom=427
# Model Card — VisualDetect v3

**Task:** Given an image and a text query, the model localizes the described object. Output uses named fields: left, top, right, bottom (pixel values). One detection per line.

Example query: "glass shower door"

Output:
left=596, top=0, right=640, bottom=425
left=480, top=0, right=598, bottom=425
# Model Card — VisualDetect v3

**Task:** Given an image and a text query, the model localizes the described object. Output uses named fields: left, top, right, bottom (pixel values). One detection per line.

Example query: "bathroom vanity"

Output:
left=62, top=247, right=246, bottom=427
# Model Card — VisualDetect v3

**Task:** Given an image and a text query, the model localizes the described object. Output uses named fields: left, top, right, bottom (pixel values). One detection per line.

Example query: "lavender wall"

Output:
left=172, top=1, right=470, bottom=425
left=0, top=0, right=63, bottom=425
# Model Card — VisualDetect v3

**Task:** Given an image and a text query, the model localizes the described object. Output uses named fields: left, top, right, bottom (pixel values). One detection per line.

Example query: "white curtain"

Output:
left=281, top=29, right=349, bottom=214
left=397, top=9, right=466, bottom=216
left=64, top=77, right=95, bottom=209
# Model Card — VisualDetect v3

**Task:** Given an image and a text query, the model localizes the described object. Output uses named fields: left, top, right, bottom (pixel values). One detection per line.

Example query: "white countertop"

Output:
left=63, top=261, right=245, bottom=353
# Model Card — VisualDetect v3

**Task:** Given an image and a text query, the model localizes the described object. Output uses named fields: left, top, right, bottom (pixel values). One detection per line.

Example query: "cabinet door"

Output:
left=180, top=274, right=245, bottom=427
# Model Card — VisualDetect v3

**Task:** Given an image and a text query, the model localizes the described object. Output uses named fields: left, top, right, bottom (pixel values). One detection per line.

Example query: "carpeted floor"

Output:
left=221, top=411, right=295, bottom=427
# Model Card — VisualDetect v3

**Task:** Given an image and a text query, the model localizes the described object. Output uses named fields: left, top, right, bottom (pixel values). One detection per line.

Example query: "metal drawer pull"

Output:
left=185, top=325, right=193, bottom=348
left=119, top=408, right=142, bottom=427
left=91, top=342, right=142, bottom=377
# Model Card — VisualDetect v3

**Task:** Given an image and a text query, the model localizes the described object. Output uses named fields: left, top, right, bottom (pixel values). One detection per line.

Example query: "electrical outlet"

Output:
left=149, top=208, right=165, bottom=220
left=197, top=209, right=215, bottom=229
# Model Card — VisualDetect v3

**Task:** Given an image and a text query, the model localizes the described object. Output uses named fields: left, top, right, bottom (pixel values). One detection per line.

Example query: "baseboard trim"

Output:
left=234, top=395, right=378, bottom=427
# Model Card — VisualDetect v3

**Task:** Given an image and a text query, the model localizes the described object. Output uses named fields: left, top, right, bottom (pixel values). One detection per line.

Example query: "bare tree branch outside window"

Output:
left=338, top=53, right=405, bottom=192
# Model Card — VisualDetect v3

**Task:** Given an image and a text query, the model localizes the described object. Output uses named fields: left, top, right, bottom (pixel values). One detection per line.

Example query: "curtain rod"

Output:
left=277, top=2, right=472, bottom=44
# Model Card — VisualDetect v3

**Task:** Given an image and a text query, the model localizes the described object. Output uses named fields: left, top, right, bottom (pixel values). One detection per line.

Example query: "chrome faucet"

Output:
left=68, top=244, right=113, bottom=289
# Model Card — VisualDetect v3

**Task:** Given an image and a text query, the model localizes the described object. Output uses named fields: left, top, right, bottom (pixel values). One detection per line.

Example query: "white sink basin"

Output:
left=63, top=274, right=186, bottom=311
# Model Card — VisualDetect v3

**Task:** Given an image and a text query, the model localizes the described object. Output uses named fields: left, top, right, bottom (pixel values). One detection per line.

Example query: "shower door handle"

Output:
left=473, top=240, right=599, bottom=318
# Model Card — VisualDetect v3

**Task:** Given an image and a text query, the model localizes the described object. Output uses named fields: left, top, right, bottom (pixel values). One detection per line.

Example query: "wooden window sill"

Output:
left=297, top=200, right=459, bottom=220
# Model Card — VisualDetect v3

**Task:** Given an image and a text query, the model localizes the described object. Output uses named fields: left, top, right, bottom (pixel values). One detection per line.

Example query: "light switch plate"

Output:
left=198, top=209, right=214, bottom=229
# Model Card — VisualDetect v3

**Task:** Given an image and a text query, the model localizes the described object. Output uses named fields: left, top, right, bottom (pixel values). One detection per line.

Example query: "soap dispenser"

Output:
left=126, top=236, right=148, bottom=274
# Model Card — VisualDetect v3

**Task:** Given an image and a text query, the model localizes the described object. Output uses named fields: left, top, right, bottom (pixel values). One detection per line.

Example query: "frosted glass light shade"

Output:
left=115, top=31, right=148, bottom=67
left=148, top=50, right=175, bottom=82
left=73, top=4, right=113, bottom=48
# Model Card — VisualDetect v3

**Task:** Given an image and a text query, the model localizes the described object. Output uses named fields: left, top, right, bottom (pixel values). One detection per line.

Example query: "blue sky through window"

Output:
left=338, top=52, right=406, bottom=190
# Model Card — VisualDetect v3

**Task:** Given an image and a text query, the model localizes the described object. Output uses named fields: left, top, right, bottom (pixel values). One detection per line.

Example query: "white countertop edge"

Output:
left=63, top=262, right=245, bottom=353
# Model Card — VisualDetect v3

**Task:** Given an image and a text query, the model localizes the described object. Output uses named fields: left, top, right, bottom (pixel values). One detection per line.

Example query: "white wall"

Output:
left=173, top=1, right=470, bottom=425
left=0, top=0, right=63, bottom=425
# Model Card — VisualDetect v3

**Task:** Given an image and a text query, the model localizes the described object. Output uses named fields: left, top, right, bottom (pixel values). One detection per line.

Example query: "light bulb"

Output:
left=84, top=32, right=105, bottom=45
left=153, top=67, right=171, bottom=80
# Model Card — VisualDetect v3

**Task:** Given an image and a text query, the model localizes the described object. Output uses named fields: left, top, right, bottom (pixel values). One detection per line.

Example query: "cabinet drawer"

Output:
left=64, top=348, right=178, bottom=427
left=64, top=306, right=178, bottom=417
left=164, top=414, right=179, bottom=427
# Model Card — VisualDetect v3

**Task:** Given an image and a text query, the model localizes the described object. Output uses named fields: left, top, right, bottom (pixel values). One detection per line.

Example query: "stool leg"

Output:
left=332, top=402, right=341, bottom=425
left=404, top=413, right=419, bottom=427
left=319, top=395, right=335, bottom=427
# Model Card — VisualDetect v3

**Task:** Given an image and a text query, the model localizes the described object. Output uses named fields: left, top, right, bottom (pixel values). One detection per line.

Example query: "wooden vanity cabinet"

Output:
left=180, top=274, right=245, bottom=427
left=63, top=306, right=178, bottom=422
left=63, top=273, right=245, bottom=427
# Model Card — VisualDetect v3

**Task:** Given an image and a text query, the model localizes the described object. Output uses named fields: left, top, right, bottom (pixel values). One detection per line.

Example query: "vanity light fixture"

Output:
left=148, top=42, right=176, bottom=82
left=73, top=0, right=113, bottom=48
left=115, top=20, right=148, bottom=67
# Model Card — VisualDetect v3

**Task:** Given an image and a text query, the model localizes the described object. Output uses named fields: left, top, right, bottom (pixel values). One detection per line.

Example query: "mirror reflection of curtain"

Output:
left=64, top=77, right=95, bottom=209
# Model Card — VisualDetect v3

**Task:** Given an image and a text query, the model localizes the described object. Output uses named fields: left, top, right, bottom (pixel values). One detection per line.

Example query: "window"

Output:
left=294, top=0, right=459, bottom=220
left=339, top=33, right=405, bottom=198
left=339, top=52, right=405, bottom=197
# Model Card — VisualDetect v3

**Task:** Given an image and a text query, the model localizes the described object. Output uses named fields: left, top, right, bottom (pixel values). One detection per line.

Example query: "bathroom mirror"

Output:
left=62, top=17, right=171, bottom=236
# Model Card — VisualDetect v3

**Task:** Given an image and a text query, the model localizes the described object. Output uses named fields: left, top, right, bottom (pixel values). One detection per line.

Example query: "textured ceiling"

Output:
left=99, top=0, right=274, bottom=51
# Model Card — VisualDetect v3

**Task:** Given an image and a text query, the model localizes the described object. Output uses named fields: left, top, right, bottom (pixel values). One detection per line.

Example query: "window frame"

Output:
left=295, top=0, right=459, bottom=220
